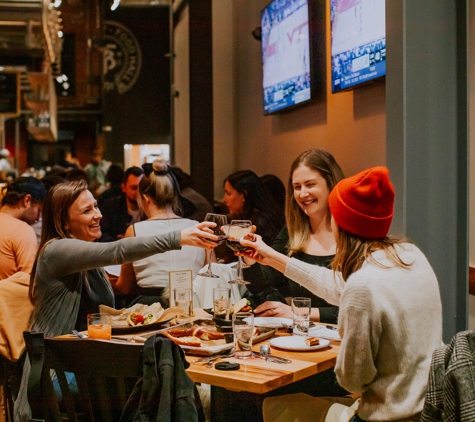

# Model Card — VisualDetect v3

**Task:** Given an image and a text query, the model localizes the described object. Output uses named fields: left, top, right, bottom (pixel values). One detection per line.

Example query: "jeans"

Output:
left=52, top=371, right=78, bottom=404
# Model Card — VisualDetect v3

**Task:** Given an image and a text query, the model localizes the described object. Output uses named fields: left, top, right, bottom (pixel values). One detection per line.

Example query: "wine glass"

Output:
left=198, top=213, right=228, bottom=278
left=226, top=220, right=252, bottom=285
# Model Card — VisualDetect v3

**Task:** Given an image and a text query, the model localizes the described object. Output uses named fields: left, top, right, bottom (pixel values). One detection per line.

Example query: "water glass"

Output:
left=174, top=288, right=192, bottom=322
left=232, top=311, right=254, bottom=359
left=291, top=297, right=311, bottom=336
left=87, top=313, right=112, bottom=340
left=213, top=287, right=231, bottom=320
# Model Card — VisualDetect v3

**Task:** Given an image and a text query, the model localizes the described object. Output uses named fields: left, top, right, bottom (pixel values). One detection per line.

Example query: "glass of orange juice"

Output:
left=87, top=313, right=112, bottom=340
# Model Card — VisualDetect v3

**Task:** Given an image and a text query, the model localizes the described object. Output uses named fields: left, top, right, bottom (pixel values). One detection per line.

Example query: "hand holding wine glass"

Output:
left=198, top=213, right=228, bottom=278
left=180, top=221, right=220, bottom=249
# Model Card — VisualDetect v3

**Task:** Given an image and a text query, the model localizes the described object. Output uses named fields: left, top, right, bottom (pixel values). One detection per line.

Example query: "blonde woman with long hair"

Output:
left=254, top=149, right=344, bottom=323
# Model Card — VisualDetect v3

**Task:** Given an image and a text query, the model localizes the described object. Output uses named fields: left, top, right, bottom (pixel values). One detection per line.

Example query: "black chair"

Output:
left=24, top=332, right=143, bottom=422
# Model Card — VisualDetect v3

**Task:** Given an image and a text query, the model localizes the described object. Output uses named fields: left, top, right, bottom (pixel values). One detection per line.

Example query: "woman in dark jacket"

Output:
left=222, top=170, right=285, bottom=304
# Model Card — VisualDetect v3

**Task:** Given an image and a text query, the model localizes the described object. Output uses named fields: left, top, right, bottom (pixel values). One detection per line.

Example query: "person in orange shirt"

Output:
left=0, top=176, right=46, bottom=279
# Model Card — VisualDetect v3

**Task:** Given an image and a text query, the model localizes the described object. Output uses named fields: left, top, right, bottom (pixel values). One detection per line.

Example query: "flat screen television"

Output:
left=261, top=0, right=313, bottom=115
left=330, top=0, right=386, bottom=93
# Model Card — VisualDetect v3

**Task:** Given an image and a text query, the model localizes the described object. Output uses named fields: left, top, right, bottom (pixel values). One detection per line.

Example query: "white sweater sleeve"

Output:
left=283, top=257, right=346, bottom=306
left=335, top=303, right=379, bottom=392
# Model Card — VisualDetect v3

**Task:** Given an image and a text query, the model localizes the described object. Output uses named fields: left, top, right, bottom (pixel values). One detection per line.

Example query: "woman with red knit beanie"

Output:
left=240, top=167, right=442, bottom=422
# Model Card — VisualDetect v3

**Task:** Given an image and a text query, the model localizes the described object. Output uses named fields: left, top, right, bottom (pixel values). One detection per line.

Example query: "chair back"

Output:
left=24, top=333, right=143, bottom=422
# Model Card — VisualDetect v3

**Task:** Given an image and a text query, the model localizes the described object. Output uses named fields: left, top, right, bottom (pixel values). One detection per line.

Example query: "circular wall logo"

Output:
left=103, top=21, right=142, bottom=94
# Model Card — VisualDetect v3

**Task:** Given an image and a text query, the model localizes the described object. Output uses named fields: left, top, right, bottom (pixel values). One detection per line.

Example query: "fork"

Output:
left=192, top=353, right=231, bottom=364
left=206, top=355, right=231, bottom=367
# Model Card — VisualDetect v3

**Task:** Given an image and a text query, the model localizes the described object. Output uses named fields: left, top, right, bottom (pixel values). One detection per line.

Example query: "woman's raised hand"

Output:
left=239, top=233, right=290, bottom=273
left=180, top=222, right=218, bottom=249
left=238, top=233, right=275, bottom=265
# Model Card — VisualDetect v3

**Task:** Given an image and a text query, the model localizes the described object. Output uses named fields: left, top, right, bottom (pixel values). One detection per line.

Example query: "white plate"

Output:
left=269, top=336, right=330, bottom=351
left=250, top=317, right=293, bottom=328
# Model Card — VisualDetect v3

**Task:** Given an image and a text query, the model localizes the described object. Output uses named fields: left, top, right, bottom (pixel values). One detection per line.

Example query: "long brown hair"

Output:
left=29, top=180, right=89, bottom=299
left=331, top=225, right=413, bottom=281
left=286, top=149, right=344, bottom=254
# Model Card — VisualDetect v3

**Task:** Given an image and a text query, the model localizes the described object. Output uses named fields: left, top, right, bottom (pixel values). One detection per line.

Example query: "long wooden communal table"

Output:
left=65, top=309, right=341, bottom=422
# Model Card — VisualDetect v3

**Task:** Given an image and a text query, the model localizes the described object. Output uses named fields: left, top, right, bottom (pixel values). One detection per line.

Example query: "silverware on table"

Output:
left=255, top=345, right=292, bottom=364
left=191, top=353, right=234, bottom=364
left=72, top=330, right=87, bottom=339
left=252, top=353, right=292, bottom=364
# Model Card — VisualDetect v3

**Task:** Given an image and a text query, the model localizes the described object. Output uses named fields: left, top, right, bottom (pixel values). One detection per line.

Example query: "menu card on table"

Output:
left=169, top=270, right=193, bottom=316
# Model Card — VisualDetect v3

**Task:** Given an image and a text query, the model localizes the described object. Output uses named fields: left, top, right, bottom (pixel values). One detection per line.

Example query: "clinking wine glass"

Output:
left=226, top=220, right=252, bottom=285
left=198, top=213, right=228, bottom=278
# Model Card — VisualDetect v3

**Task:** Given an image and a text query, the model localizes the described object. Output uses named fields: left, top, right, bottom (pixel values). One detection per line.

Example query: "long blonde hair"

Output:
left=331, top=226, right=413, bottom=281
left=29, top=180, right=89, bottom=300
left=286, top=149, right=344, bottom=254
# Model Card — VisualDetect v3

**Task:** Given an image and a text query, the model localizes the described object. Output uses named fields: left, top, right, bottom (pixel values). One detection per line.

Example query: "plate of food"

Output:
left=269, top=336, right=330, bottom=351
left=99, top=303, right=180, bottom=334
left=161, top=319, right=276, bottom=356
left=251, top=317, right=293, bottom=329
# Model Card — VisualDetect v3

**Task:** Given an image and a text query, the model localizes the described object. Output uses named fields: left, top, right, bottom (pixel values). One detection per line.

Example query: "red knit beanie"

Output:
left=328, top=166, right=394, bottom=239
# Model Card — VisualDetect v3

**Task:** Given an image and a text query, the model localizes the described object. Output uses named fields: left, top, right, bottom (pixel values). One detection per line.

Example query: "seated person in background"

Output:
left=222, top=170, right=284, bottom=303
left=97, top=163, right=125, bottom=206
left=84, top=148, right=111, bottom=197
left=57, top=151, right=81, bottom=170
left=112, top=159, right=207, bottom=307
left=241, top=167, right=442, bottom=421
left=98, top=166, right=144, bottom=241
left=171, top=166, right=214, bottom=222
left=259, top=173, right=286, bottom=212
left=0, top=176, right=46, bottom=279
left=64, top=168, right=89, bottom=183
left=0, top=148, right=12, bottom=179
left=13, top=179, right=217, bottom=421
left=253, top=149, right=344, bottom=324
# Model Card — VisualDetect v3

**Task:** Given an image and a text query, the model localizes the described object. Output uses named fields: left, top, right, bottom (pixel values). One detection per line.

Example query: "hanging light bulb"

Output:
left=110, top=0, right=121, bottom=11
left=53, top=0, right=62, bottom=7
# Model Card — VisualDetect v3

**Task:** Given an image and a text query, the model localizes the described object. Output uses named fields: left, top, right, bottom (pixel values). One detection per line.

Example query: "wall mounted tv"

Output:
left=330, top=0, right=386, bottom=93
left=261, top=0, right=313, bottom=115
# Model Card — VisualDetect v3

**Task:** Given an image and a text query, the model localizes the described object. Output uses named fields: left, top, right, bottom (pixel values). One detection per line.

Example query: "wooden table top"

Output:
left=185, top=334, right=339, bottom=394
left=60, top=308, right=340, bottom=395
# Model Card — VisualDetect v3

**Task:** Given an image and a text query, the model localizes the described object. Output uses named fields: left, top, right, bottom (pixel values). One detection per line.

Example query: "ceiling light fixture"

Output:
left=53, top=0, right=62, bottom=7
